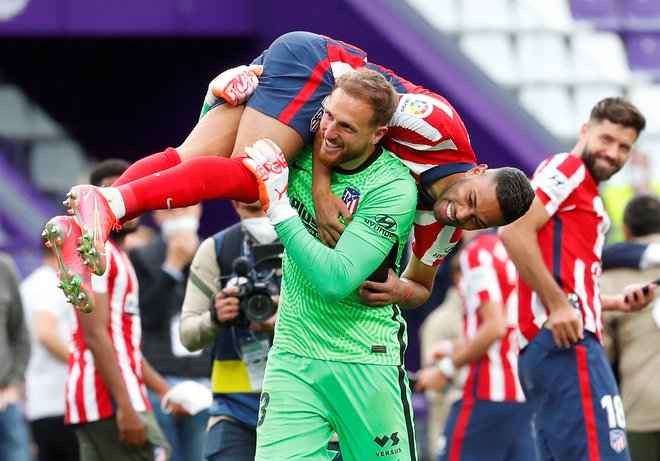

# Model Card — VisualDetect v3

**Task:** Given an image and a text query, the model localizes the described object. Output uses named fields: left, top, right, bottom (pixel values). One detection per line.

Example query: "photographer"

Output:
left=179, top=201, right=280, bottom=461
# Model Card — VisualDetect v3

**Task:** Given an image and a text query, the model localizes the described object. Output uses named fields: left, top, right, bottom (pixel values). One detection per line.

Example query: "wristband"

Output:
left=401, top=282, right=413, bottom=302
left=437, top=357, right=457, bottom=380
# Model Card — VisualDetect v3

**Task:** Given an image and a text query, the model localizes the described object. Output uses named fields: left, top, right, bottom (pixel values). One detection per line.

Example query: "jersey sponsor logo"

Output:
left=374, top=432, right=401, bottom=456
left=124, top=293, right=140, bottom=316
left=310, top=107, right=324, bottom=133
left=364, top=217, right=395, bottom=240
left=341, top=187, right=361, bottom=214
left=375, top=214, right=397, bottom=231
left=398, top=94, right=432, bottom=118
left=609, top=429, right=627, bottom=454
left=289, top=197, right=320, bottom=239
left=371, top=345, right=387, bottom=354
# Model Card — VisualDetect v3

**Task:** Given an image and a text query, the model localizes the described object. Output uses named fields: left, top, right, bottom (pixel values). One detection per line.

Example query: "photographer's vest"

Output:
left=209, top=223, right=276, bottom=427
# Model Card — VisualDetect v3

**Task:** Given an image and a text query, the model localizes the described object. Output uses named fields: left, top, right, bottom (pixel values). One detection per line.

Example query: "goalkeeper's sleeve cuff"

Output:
left=267, top=202, right=298, bottom=226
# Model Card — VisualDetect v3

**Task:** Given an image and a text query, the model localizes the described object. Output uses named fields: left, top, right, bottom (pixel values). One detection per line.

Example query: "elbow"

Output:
left=316, top=284, right=351, bottom=304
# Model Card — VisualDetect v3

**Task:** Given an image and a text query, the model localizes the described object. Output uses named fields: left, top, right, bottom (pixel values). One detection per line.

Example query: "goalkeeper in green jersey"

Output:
left=242, top=69, right=419, bottom=460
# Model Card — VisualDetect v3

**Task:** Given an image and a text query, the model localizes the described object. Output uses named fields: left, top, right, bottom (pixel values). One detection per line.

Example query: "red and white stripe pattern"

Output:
left=459, top=234, right=525, bottom=402
left=518, top=153, right=608, bottom=348
left=65, top=239, right=149, bottom=424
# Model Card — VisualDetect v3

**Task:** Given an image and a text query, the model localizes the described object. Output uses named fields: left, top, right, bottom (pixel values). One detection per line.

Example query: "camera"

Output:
left=221, top=243, right=282, bottom=326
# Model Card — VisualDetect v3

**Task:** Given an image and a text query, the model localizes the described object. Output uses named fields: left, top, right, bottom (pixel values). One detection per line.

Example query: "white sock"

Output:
left=98, top=187, right=126, bottom=220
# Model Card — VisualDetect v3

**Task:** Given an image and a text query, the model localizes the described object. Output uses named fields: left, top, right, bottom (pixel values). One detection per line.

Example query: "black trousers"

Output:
left=30, top=415, right=80, bottom=461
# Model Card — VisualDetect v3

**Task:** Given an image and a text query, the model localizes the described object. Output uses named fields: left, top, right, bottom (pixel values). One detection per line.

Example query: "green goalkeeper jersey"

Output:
left=273, top=146, right=417, bottom=366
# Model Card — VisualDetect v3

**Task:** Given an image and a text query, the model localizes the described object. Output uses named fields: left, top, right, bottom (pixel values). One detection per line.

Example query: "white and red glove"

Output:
left=205, top=64, right=263, bottom=107
left=242, top=139, right=298, bottom=225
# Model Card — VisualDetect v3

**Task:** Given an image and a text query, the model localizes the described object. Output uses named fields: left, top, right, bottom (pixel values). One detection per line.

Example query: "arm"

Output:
left=276, top=176, right=416, bottom=303
left=499, top=197, right=582, bottom=348
left=34, top=311, right=68, bottom=362
left=3, top=256, right=30, bottom=387
left=601, top=283, right=657, bottom=312
left=141, top=357, right=187, bottom=417
left=179, top=238, right=222, bottom=351
left=416, top=301, right=507, bottom=392
left=78, top=292, right=145, bottom=447
left=359, top=255, right=437, bottom=308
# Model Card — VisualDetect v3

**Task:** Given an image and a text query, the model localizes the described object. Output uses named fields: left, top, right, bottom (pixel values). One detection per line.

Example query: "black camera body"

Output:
left=234, top=276, right=277, bottom=324
left=225, top=243, right=282, bottom=326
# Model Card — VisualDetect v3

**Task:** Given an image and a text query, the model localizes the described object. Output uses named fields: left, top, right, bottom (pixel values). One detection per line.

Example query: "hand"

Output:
left=616, top=282, right=656, bottom=312
left=251, top=311, right=277, bottom=333
left=359, top=269, right=410, bottom=307
left=165, top=231, right=199, bottom=271
left=159, top=395, right=190, bottom=417
left=116, top=404, right=146, bottom=447
left=213, top=286, right=242, bottom=324
left=243, top=139, right=297, bottom=225
left=0, top=385, right=21, bottom=411
left=313, top=191, right=352, bottom=247
left=208, top=64, right=263, bottom=106
left=414, top=366, right=450, bottom=393
left=545, top=300, right=583, bottom=348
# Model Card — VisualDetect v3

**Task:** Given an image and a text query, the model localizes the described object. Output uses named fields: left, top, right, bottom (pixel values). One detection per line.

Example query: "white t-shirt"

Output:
left=20, top=265, right=72, bottom=420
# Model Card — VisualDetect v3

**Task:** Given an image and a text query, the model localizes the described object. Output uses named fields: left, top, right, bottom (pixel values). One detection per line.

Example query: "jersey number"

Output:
left=601, top=394, right=626, bottom=429
left=257, top=392, right=270, bottom=428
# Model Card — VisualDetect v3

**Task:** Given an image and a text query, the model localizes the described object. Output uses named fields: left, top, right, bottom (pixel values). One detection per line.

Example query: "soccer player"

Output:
left=45, top=31, right=533, bottom=313
left=499, top=98, right=656, bottom=461
left=415, top=231, right=537, bottom=461
left=49, top=160, right=186, bottom=461
left=243, top=68, right=417, bottom=460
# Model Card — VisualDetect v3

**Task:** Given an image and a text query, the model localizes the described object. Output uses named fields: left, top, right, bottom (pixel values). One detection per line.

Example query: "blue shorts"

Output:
left=248, top=31, right=367, bottom=144
left=438, top=399, right=536, bottom=461
left=519, top=329, right=630, bottom=461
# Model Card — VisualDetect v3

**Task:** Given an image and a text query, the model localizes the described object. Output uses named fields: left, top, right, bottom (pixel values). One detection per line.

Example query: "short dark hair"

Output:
left=334, top=68, right=398, bottom=128
left=494, top=167, right=535, bottom=224
left=590, top=97, right=646, bottom=137
left=623, top=194, right=660, bottom=237
left=90, top=159, right=130, bottom=187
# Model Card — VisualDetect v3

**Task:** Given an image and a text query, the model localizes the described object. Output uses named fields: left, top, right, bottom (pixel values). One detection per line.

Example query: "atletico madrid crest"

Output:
left=341, top=187, right=360, bottom=215
left=609, top=429, right=627, bottom=454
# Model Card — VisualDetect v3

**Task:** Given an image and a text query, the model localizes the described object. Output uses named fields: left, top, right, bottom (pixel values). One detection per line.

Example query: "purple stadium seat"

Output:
left=625, top=32, right=660, bottom=80
left=622, top=0, right=660, bottom=31
left=569, top=0, right=622, bottom=30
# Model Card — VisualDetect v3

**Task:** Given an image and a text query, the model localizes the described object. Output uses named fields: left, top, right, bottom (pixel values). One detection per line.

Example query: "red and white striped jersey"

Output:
left=518, top=153, right=609, bottom=349
left=65, top=238, right=149, bottom=424
left=322, top=37, right=477, bottom=267
left=375, top=66, right=477, bottom=267
left=459, top=233, right=525, bottom=402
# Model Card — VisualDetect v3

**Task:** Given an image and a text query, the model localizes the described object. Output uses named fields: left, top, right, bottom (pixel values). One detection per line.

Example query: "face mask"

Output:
left=161, top=216, right=200, bottom=240
left=241, top=217, right=278, bottom=244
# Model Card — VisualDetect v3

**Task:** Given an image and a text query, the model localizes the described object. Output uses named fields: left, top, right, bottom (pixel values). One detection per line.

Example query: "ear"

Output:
left=466, top=164, right=488, bottom=178
left=372, top=126, right=388, bottom=144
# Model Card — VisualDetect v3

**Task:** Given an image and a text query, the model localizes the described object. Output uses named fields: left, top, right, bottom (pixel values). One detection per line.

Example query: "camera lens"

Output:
left=245, top=293, right=274, bottom=323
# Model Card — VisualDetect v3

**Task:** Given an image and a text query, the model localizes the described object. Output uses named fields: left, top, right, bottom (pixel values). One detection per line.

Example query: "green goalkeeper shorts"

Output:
left=255, top=346, right=418, bottom=461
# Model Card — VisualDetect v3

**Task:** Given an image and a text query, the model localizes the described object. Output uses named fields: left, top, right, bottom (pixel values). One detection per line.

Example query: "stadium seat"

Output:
left=0, top=85, right=31, bottom=139
left=568, top=0, right=621, bottom=30
left=406, top=0, right=460, bottom=34
left=30, top=105, right=64, bottom=140
left=628, top=83, right=660, bottom=135
left=518, top=84, right=577, bottom=139
left=622, top=0, right=660, bottom=32
left=571, top=31, right=631, bottom=85
left=514, top=0, right=574, bottom=33
left=458, top=0, right=515, bottom=31
left=624, top=32, right=660, bottom=81
left=458, top=32, right=519, bottom=87
left=30, top=139, right=89, bottom=193
left=517, top=32, right=574, bottom=84
left=573, top=83, right=625, bottom=121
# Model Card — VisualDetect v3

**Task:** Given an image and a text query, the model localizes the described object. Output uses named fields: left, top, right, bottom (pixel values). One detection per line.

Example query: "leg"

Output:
left=205, top=419, right=256, bottom=461
left=0, top=404, right=31, bottom=461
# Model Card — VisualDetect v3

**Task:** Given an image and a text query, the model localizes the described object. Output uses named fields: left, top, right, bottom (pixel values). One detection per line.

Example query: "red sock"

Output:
left=112, top=147, right=182, bottom=187
left=117, top=156, right=259, bottom=218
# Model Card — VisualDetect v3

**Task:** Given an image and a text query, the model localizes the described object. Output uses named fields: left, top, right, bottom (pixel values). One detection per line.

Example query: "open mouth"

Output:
left=445, top=202, right=455, bottom=223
